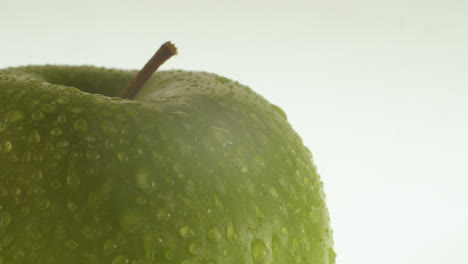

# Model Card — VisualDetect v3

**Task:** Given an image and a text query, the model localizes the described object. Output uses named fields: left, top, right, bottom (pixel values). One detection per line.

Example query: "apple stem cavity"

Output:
left=120, top=41, right=178, bottom=99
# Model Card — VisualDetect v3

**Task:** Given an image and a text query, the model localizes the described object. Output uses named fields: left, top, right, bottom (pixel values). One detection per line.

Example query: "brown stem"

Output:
left=120, top=41, right=177, bottom=99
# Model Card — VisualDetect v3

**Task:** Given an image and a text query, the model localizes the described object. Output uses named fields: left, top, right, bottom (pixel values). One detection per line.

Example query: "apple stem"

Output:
left=120, top=41, right=178, bottom=99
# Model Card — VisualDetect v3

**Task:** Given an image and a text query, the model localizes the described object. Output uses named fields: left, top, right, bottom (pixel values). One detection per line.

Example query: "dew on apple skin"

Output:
left=39, top=104, right=56, bottom=113
left=56, top=96, right=70, bottom=104
left=100, top=120, right=116, bottom=134
left=57, top=114, right=67, bottom=124
left=135, top=195, right=147, bottom=205
left=31, top=110, right=45, bottom=120
left=67, top=201, right=78, bottom=212
left=0, top=140, right=12, bottom=153
left=85, top=149, right=100, bottom=160
left=165, top=250, right=181, bottom=262
left=56, top=139, right=69, bottom=148
left=72, top=106, right=89, bottom=114
left=271, top=235, right=280, bottom=257
left=280, top=227, right=288, bottom=235
left=134, top=167, right=156, bottom=191
left=37, top=199, right=51, bottom=210
left=12, top=187, right=21, bottom=196
left=112, top=255, right=129, bottom=264
left=50, top=180, right=62, bottom=189
left=207, top=225, right=222, bottom=241
left=32, top=169, right=43, bottom=181
left=117, top=151, right=129, bottom=161
left=0, top=122, right=7, bottom=132
left=4, top=110, right=25, bottom=123
left=28, top=130, right=41, bottom=143
left=155, top=208, right=171, bottom=222
left=0, top=187, right=8, bottom=197
left=256, top=207, right=265, bottom=219
left=225, top=222, right=237, bottom=242
left=119, top=208, right=144, bottom=231
left=251, top=238, right=270, bottom=264
left=188, top=242, right=202, bottom=255
left=85, top=135, right=96, bottom=142
left=65, top=240, right=79, bottom=250
left=73, top=119, right=88, bottom=132
left=50, top=127, right=62, bottom=136
left=103, top=239, right=118, bottom=256
left=0, top=211, right=12, bottom=229
left=179, top=225, right=195, bottom=238
left=66, top=171, right=80, bottom=188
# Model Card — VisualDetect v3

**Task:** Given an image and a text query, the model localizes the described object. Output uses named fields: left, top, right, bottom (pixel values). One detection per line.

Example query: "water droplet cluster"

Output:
left=0, top=67, right=335, bottom=263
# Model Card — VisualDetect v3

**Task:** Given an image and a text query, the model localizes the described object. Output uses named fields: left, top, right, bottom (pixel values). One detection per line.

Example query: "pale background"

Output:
left=1, top=0, right=467, bottom=263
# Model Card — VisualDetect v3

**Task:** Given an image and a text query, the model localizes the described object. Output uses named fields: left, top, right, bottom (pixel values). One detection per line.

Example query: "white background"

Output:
left=1, top=1, right=468, bottom=263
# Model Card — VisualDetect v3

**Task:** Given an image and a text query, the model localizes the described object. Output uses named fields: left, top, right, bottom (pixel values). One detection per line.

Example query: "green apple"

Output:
left=0, top=43, right=335, bottom=264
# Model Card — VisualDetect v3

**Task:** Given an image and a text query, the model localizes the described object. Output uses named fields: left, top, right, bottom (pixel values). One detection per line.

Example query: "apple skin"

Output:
left=0, top=65, right=335, bottom=264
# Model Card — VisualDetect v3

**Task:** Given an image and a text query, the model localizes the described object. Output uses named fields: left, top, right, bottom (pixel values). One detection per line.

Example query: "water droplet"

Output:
left=2, top=235, right=12, bottom=247
left=188, top=242, right=202, bottom=255
left=32, top=169, right=43, bottom=181
left=85, top=135, right=96, bottom=142
left=179, top=225, right=195, bottom=238
left=40, top=104, right=56, bottom=113
left=214, top=195, right=223, bottom=208
left=73, top=119, right=88, bottom=132
left=280, top=227, right=288, bottom=235
left=135, top=196, right=146, bottom=205
left=67, top=202, right=78, bottom=212
left=0, top=211, right=12, bottom=228
left=57, top=114, right=67, bottom=124
left=271, top=104, right=287, bottom=120
left=164, top=251, right=175, bottom=260
left=0, top=122, right=7, bottom=132
left=86, top=149, right=100, bottom=160
left=328, top=247, right=337, bottom=263
left=37, top=199, right=51, bottom=210
left=267, top=187, right=279, bottom=199
left=251, top=238, right=270, bottom=264
left=119, top=208, right=143, bottom=231
left=112, top=255, right=129, bottom=264
left=65, top=240, right=79, bottom=249
left=100, top=120, right=116, bottom=134
left=156, top=208, right=171, bottom=222
left=117, top=151, right=129, bottom=161
left=103, top=239, right=117, bottom=256
left=135, top=167, right=155, bottom=191
left=5, top=110, right=25, bottom=123
left=56, top=140, right=69, bottom=148
left=66, top=171, right=80, bottom=187
left=31, top=111, right=44, bottom=120
left=50, top=180, right=62, bottom=189
left=50, top=127, right=62, bottom=136
left=20, top=206, right=30, bottom=216
left=0, top=187, right=7, bottom=197
left=80, top=225, right=97, bottom=240
left=256, top=207, right=264, bottom=219
left=241, top=167, right=248, bottom=173
left=207, top=225, right=222, bottom=241
left=54, top=225, right=67, bottom=240
left=56, top=96, right=70, bottom=104
left=28, top=131, right=41, bottom=143
left=226, top=222, right=237, bottom=242
left=13, top=187, right=21, bottom=196
left=271, top=235, right=280, bottom=256
left=69, top=107, right=86, bottom=114
left=0, top=140, right=12, bottom=153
